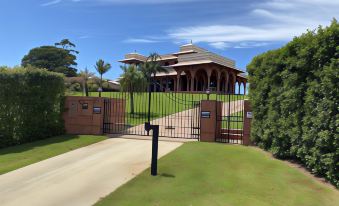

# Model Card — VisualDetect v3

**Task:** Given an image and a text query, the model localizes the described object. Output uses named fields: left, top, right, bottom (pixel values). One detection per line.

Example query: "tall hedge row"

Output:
left=0, top=66, right=65, bottom=148
left=248, top=20, right=339, bottom=187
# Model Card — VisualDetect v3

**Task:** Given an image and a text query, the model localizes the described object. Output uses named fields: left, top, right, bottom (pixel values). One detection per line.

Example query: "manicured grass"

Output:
left=0, top=135, right=107, bottom=175
left=96, top=142, right=339, bottom=206
left=71, top=92, right=245, bottom=127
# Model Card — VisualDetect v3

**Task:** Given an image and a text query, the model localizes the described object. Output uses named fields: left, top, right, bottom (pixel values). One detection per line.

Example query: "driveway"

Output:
left=0, top=137, right=182, bottom=206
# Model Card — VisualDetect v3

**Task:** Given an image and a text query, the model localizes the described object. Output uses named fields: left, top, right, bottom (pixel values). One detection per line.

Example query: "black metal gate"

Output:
left=102, top=82, right=204, bottom=139
left=101, top=81, right=245, bottom=142
left=215, top=93, right=245, bottom=144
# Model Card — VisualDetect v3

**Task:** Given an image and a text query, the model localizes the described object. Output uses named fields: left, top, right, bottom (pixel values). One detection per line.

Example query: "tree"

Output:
left=119, top=65, right=146, bottom=114
left=55, top=39, right=79, bottom=54
left=94, top=59, right=111, bottom=97
left=140, top=52, right=168, bottom=80
left=79, top=67, right=94, bottom=97
left=22, top=46, right=78, bottom=77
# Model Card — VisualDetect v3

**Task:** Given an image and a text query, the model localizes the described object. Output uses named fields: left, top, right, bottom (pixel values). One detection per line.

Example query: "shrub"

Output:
left=247, top=19, right=339, bottom=187
left=0, top=66, right=65, bottom=148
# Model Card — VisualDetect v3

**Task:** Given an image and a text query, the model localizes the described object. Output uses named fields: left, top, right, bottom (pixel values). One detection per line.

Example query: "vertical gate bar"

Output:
left=227, top=92, right=230, bottom=143
left=180, top=92, right=183, bottom=138
left=147, top=81, right=152, bottom=136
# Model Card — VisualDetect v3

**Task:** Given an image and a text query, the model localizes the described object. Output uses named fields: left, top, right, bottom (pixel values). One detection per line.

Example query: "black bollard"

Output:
left=145, top=122, right=159, bottom=176
left=151, top=125, right=159, bottom=176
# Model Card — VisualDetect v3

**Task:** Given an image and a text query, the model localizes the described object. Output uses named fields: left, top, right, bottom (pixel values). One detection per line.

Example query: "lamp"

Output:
left=206, top=88, right=210, bottom=100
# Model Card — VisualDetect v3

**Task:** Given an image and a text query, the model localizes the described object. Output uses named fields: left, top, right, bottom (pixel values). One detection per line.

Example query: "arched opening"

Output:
left=180, top=75, right=188, bottom=91
left=235, top=81, right=241, bottom=94
left=167, top=78, right=174, bottom=91
left=195, top=69, right=208, bottom=91
left=239, top=81, right=245, bottom=95
left=210, top=70, right=218, bottom=91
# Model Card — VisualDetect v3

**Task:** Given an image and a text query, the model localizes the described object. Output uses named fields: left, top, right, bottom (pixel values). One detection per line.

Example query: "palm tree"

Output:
left=79, top=67, right=94, bottom=97
left=119, top=65, right=146, bottom=114
left=95, top=59, right=111, bottom=97
left=140, top=52, right=168, bottom=80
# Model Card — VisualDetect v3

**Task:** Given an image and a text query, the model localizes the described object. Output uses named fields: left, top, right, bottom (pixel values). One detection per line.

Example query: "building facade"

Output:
left=119, top=44, right=247, bottom=94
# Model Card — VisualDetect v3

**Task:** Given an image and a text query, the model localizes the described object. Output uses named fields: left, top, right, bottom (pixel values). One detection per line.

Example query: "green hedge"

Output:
left=0, top=66, right=65, bottom=148
left=247, top=20, right=338, bottom=187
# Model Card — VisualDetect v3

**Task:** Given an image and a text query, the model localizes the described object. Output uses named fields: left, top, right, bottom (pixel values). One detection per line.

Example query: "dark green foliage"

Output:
left=248, top=19, right=339, bottom=187
left=0, top=66, right=65, bottom=148
left=22, top=46, right=77, bottom=77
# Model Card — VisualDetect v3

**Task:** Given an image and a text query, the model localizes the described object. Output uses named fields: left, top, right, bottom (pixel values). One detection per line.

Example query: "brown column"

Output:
left=186, top=76, right=190, bottom=91
left=173, top=77, right=177, bottom=92
left=217, top=72, right=221, bottom=92
left=225, top=72, right=229, bottom=93
left=190, top=70, right=196, bottom=92
left=165, top=78, right=169, bottom=91
left=243, top=100, right=252, bottom=146
left=176, top=73, right=181, bottom=91
left=231, top=73, right=235, bottom=94
left=206, top=69, right=212, bottom=90
left=243, top=81, right=247, bottom=95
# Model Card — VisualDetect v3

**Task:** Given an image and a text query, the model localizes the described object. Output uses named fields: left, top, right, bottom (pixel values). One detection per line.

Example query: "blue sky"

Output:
left=0, top=0, right=338, bottom=79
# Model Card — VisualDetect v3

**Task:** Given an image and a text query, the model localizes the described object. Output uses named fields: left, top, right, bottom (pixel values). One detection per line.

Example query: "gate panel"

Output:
left=216, top=93, right=245, bottom=143
left=102, top=82, right=203, bottom=139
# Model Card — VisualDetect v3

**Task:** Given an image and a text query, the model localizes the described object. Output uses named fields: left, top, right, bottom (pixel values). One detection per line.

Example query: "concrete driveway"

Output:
left=0, top=137, right=182, bottom=206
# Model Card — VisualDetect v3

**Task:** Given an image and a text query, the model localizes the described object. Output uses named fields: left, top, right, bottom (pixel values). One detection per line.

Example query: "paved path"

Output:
left=0, top=137, right=182, bottom=206
left=125, top=100, right=244, bottom=138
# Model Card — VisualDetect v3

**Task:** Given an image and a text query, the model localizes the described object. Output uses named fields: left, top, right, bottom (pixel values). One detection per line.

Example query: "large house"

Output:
left=119, top=44, right=247, bottom=94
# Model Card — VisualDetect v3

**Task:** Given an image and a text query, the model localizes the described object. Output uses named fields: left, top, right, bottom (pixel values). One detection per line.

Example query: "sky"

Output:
left=0, top=0, right=338, bottom=80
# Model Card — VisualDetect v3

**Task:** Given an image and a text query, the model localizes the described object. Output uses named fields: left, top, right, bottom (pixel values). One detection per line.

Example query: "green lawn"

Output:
left=71, top=92, right=245, bottom=127
left=0, top=135, right=107, bottom=175
left=96, top=142, right=339, bottom=206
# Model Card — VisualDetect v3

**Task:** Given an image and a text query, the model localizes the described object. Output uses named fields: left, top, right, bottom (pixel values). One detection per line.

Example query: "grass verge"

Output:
left=0, top=135, right=107, bottom=175
left=96, top=142, right=339, bottom=206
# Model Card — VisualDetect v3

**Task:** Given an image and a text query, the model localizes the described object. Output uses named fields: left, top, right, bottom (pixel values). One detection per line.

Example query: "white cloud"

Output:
left=166, top=0, right=339, bottom=49
left=79, top=35, right=90, bottom=39
left=124, top=38, right=160, bottom=43
left=41, top=0, right=62, bottom=6
left=209, top=42, right=230, bottom=49
left=78, top=0, right=201, bottom=4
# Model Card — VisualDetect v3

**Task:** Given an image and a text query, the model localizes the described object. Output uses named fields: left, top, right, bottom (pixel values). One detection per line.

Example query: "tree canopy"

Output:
left=21, top=40, right=78, bottom=77
left=140, top=53, right=168, bottom=80
left=94, top=59, right=111, bottom=97
left=119, top=64, right=147, bottom=114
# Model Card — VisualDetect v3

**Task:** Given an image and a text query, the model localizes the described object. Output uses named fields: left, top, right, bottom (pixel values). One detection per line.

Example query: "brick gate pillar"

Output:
left=200, top=100, right=222, bottom=142
left=243, top=99, right=252, bottom=146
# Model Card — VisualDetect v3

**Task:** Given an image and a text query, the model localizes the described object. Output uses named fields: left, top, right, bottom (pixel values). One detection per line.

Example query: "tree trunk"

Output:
left=85, top=81, right=89, bottom=97
left=130, top=91, right=134, bottom=115
left=99, top=74, right=102, bottom=97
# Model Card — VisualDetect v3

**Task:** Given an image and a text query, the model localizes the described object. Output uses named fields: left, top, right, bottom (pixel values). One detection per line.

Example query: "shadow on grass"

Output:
left=160, top=173, right=175, bottom=178
left=0, top=135, right=81, bottom=155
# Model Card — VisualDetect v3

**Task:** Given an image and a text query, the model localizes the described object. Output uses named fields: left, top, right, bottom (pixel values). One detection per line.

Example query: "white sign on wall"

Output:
left=246, top=112, right=253, bottom=119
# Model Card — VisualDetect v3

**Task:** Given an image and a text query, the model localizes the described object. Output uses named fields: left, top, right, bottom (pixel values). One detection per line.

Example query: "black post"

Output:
left=147, top=80, right=152, bottom=136
left=151, top=125, right=159, bottom=176
left=145, top=122, right=159, bottom=176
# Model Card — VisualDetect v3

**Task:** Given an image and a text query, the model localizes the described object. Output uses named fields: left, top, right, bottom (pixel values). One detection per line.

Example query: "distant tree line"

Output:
left=247, top=19, right=338, bottom=187
left=20, top=39, right=113, bottom=96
